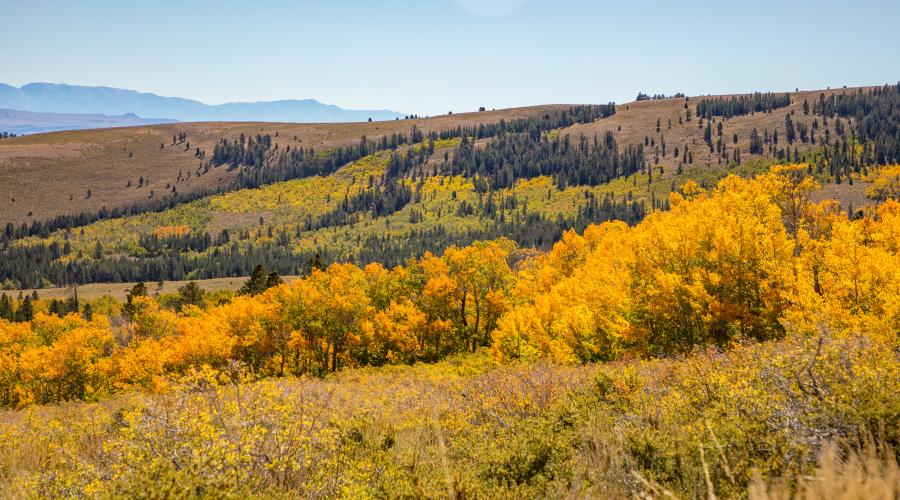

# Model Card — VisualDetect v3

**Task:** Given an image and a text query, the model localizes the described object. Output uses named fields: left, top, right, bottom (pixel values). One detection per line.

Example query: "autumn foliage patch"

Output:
left=2, top=167, right=900, bottom=408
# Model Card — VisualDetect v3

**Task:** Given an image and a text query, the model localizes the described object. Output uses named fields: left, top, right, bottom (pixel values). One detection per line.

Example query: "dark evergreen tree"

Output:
left=239, top=265, right=269, bottom=296
left=265, top=272, right=284, bottom=289
left=0, top=293, right=11, bottom=321
left=82, top=303, right=94, bottom=321
left=176, top=281, right=205, bottom=310
left=785, top=114, right=796, bottom=144
left=749, top=128, right=764, bottom=155
left=16, top=296, right=34, bottom=322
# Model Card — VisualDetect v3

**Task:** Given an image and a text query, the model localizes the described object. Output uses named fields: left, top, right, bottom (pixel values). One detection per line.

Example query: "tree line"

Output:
left=2, top=105, right=615, bottom=243
left=215, top=104, right=617, bottom=190
left=695, top=92, right=791, bottom=119
left=0, top=186, right=645, bottom=289
left=445, top=131, right=645, bottom=190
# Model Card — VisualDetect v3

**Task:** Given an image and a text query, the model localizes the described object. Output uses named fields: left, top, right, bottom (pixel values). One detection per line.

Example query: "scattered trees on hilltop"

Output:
left=695, top=92, right=791, bottom=119
left=212, top=105, right=617, bottom=190
left=636, top=92, right=684, bottom=101
left=446, top=132, right=645, bottom=190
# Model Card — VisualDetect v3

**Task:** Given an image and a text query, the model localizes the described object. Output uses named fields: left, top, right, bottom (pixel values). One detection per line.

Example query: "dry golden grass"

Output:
left=16, top=275, right=301, bottom=302
left=750, top=441, right=899, bottom=500
left=811, top=181, right=874, bottom=212
left=563, top=87, right=873, bottom=183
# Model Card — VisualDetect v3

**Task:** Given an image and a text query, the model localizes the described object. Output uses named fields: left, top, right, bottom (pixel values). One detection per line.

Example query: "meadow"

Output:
left=0, top=333, right=895, bottom=498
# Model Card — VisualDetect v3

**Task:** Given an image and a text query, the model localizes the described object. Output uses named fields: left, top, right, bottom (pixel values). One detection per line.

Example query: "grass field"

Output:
left=14, top=275, right=301, bottom=302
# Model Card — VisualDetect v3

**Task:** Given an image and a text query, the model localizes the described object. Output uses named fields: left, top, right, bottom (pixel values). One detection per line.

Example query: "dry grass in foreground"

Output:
left=0, top=329, right=896, bottom=498
left=750, top=441, right=898, bottom=500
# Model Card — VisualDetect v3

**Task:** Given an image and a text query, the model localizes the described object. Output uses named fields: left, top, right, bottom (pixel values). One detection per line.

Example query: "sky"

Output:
left=3, top=0, right=899, bottom=116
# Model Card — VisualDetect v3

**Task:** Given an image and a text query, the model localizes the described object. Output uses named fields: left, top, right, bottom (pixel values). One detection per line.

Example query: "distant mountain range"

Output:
left=0, top=109, right=177, bottom=135
left=0, top=83, right=405, bottom=125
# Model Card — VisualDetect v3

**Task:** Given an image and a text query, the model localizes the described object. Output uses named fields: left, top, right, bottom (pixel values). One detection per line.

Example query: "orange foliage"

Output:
left=154, top=225, right=191, bottom=238
left=3, top=168, right=900, bottom=408
left=0, top=240, right=516, bottom=407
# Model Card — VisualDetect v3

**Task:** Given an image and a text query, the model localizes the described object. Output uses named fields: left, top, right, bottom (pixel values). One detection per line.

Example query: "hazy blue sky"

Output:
left=3, top=0, right=899, bottom=115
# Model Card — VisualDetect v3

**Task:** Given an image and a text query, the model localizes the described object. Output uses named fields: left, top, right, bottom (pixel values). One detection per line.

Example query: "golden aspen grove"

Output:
left=6, top=1, right=900, bottom=495
left=1, top=164, right=899, bottom=497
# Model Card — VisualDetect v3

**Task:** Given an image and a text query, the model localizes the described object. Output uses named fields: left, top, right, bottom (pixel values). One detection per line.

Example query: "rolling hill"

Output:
left=1, top=84, right=898, bottom=290
left=0, top=105, right=567, bottom=225
left=0, top=86, right=875, bottom=227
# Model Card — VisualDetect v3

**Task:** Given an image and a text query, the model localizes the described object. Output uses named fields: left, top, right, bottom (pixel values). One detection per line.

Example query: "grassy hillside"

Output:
left=0, top=146, right=663, bottom=288
left=2, top=85, right=898, bottom=287
left=0, top=86, right=874, bottom=227
left=4, top=86, right=897, bottom=289
left=0, top=105, right=566, bottom=225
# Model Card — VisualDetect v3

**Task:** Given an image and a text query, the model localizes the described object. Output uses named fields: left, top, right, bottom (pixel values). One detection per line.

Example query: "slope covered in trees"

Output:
left=1, top=165, right=899, bottom=497
left=5, top=85, right=899, bottom=292
left=1, top=127, right=651, bottom=288
left=0, top=104, right=575, bottom=226
left=811, top=84, right=900, bottom=179
left=2, top=165, right=899, bottom=406
left=445, top=131, right=644, bottom=189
